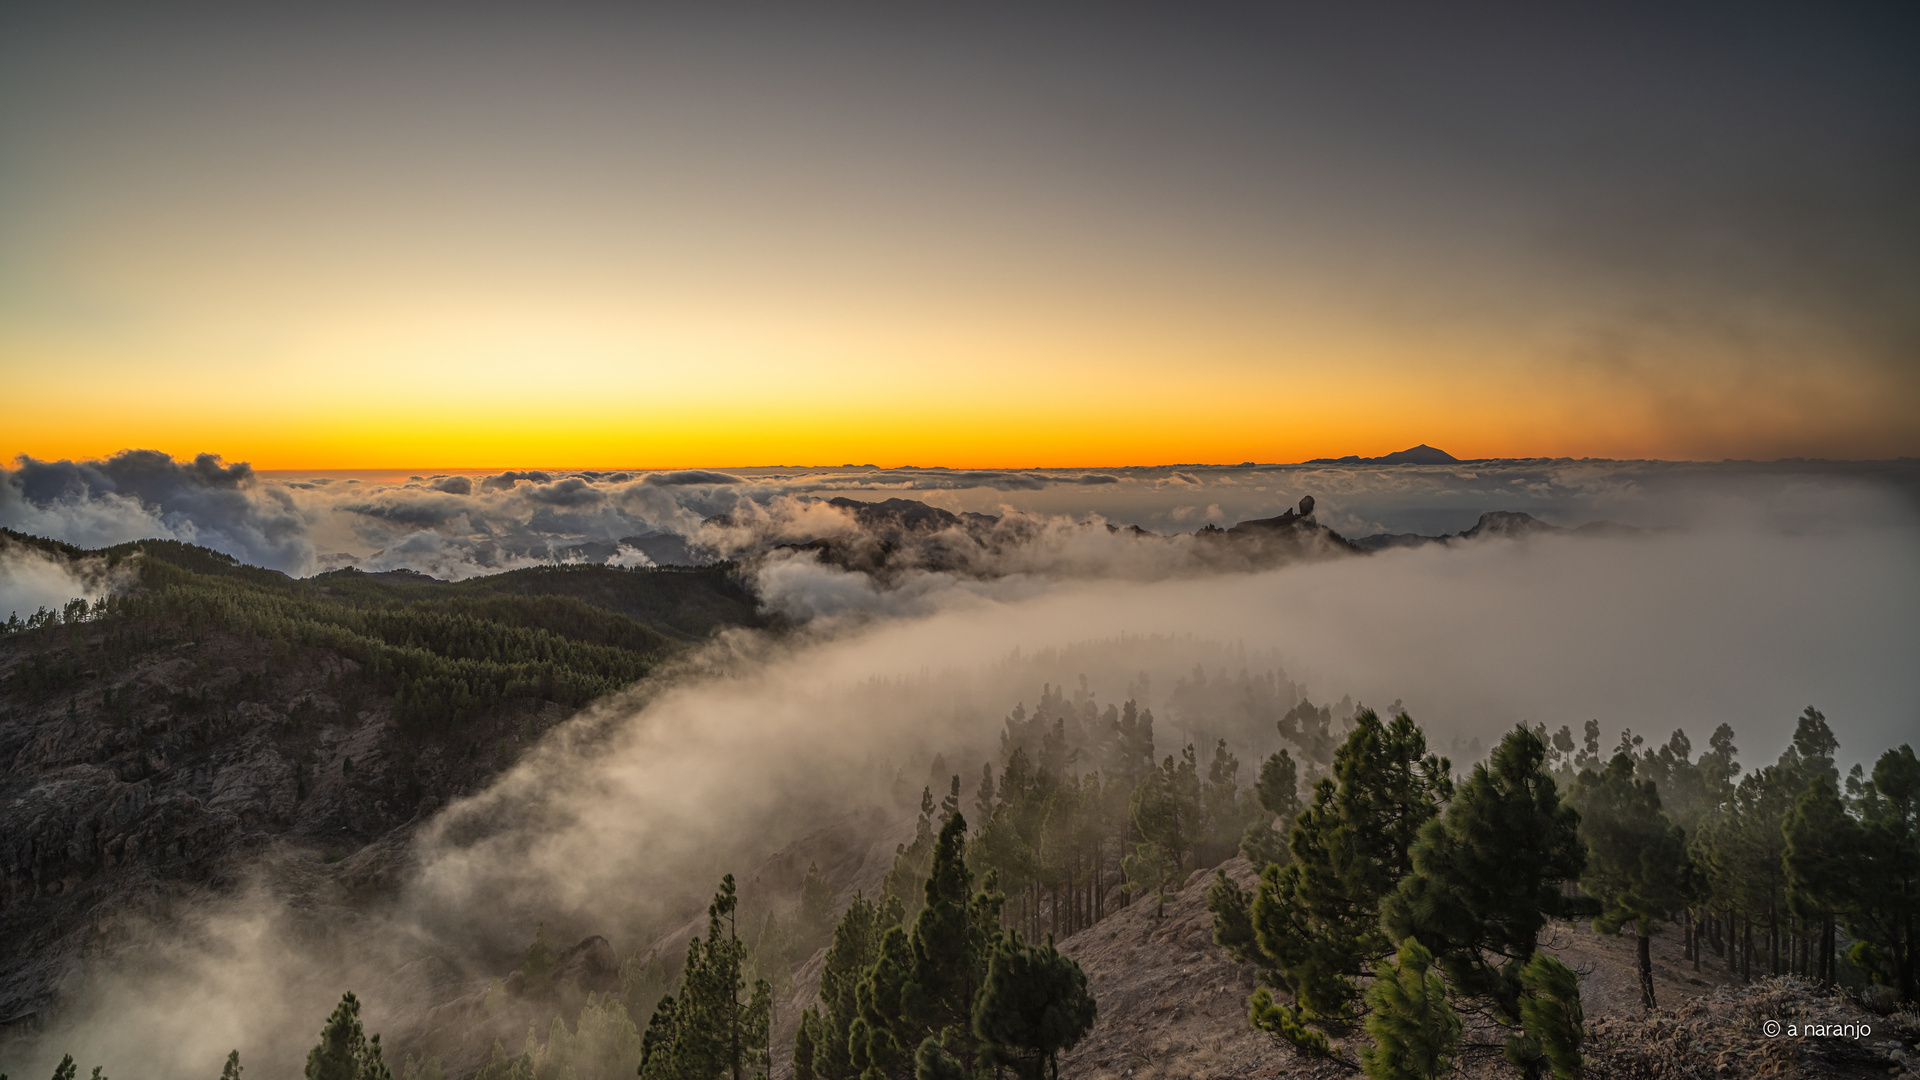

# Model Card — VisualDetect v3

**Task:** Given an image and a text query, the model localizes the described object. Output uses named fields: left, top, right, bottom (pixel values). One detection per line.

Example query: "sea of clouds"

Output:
left=4, top=449, right=1914, bottom=588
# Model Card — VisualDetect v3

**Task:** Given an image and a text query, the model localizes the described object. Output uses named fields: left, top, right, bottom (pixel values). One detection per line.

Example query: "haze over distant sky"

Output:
left=3, top=3, right=1916, bottom=467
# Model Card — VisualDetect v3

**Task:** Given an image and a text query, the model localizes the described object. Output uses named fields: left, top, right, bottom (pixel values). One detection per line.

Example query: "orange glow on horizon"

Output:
left=5, top=8, right=1917, bottom=473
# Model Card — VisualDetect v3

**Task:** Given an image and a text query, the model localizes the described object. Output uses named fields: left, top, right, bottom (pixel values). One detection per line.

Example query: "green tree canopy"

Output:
left=1247, top=710, right=1453, bottom=1026
left=1360, top=938, right=1460, bottom=1080
left=972, top=933, right=1098, bottom=1080
left=306, top=992, right=392, bottom=1080
left=1382, top=725, right=1588, bottom=1022
left=638, top=876, right=770, bottom=1080
left=1848, top=745, right=1920, bottom=1002
left=1572, top=754, right=1700, bottom=1009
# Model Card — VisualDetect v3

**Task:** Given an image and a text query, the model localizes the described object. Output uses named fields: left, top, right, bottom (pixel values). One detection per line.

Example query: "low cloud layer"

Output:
left=0, top=452, right=309, bottom=571
left=0, top=543, right=134, bottom=623
left=409, top=521, right=1920, bottom=955
left=4, top=452, right=1914, bottom=585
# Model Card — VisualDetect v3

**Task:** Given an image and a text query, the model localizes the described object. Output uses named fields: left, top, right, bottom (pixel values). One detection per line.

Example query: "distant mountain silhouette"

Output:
left=1352, top=510, right=1642, bottom=550
left=1308, top=443, right=1459, bottom=465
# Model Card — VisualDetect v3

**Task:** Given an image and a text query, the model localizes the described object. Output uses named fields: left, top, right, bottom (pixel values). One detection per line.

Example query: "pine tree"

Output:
left=1207, top=869, right=1263, bottom=966
left=1514, top=954, right=1584, bottom=1080
left=883, top=793, right=939, bottom=922
left=1360, top=938, right=1460, bottom=1080
left=904, top=815, right=994, bottom=1054
left=306, top=992, right=393, bottom=1080
left=219, top=1052, right=242, bottom=1080
left=1573, top=754, right=1700, bottom=1009
left=1784, top=773, right=1857, bottom=986
left=1120, top=840, right=1172, bottom=919
left=520, top=924, right=556, bottom=999
left=851, top=927, right=916, bottom=1079
left=793, top=1020, right=816, bottom=1080
left=1128, top=749, right=1203, bottom=876
left=1849, top=745, right=1919, bottom=1003
left=1246, top=991, right=1330, bottom=1058
left=1204, top=740, right=1257, bottom=867
left=1242, top=749, right=1300, bottom=867
left=972, top=934, right=1098, bottom=1080
left=638, top=876, right=770, bottom=1080
left=854, top=814, right=1005, bottom=1079
left=1242, top=710, right=1452, bottom=1033
left=1382, top=726, right=1588, bottom=1023
left=638, top=997, right=677, bottom=1075
left=472, top=1037, right=534, bottom=1080
left=1696, top=769, right=1791, bottom=980
left=799, top=862, right=835, bottom=944
left=806, top=893, right=899, bottom=1080
left=911, top=1034, right=969, bottom=1080
left=620, top=950, right=672, bottom=1025
left=800, top=892, right=891, bottom=1080
left=974, top=763, right=997, bottom=823
left=560, top=997, right=645, bottom=1080
left=1694, top=712, right=1841, bottom=983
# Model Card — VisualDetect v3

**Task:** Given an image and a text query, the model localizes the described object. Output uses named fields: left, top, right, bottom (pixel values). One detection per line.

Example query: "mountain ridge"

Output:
left=1306, top=443, right=1462, bottom=465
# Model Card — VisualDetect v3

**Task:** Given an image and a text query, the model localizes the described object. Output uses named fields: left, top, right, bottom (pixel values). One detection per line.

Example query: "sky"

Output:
left=2, top=2, right=1917, bottom=467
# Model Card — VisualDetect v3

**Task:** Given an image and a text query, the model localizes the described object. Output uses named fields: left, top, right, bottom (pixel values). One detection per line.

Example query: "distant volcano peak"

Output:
left=1307, top=443, right=1459, bottom=465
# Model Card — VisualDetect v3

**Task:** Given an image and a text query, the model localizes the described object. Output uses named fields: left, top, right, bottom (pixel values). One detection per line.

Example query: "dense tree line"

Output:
left=788, top=813, right=1097, bottom=1080
left=0, top=530, right=706, bottom=730
left=1205, top=701, right=1917, bottom=1080
left=1528, top=708, right=1919, bottom=1006
left=1208, top=713, right=1591, bottom=1078
left=944, top=685, right=1341, bottom=943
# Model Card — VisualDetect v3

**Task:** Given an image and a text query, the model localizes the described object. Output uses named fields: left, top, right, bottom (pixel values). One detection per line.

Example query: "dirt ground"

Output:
left=1051, top=858, right=1919, bottom=1080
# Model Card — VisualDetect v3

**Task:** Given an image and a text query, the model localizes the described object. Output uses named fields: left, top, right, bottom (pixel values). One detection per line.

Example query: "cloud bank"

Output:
left=3, top=451, right=1913, bottom=586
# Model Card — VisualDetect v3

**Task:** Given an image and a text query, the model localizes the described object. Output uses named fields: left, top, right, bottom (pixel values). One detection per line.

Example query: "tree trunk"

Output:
left=1768, top=898, right=1778, bottom=976
left=1638, top=924, right=1657, bottom=1010
left=1094, top=838, right=1105, bottom=923
left=1690, top=909, right=1701, bottom=972
left=1742, top=912, right=1753, bottom=983
left=1901, top=911, right=1914, bottom=1005
left=1823, top=917, right=1836, bottom=986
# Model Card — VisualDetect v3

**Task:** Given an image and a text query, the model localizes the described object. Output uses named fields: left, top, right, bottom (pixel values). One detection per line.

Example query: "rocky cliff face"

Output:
left=0, top=622, right=572, bottom=1034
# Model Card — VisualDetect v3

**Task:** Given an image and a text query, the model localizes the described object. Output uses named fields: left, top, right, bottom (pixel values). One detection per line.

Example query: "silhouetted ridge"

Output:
left=1308, top=443, right=1460, bottom=464
left=1351, top=510, right=1642, bottom=550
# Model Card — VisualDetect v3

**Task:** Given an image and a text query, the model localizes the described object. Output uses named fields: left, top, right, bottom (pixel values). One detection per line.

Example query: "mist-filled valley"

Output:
left=1, top=454, right=1916, bottom=1080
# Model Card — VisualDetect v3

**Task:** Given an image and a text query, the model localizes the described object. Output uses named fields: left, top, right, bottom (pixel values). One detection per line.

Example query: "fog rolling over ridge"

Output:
left=411, top=518, right=1920, bottom=945
left=4, top=463, right=1916, bottom=1080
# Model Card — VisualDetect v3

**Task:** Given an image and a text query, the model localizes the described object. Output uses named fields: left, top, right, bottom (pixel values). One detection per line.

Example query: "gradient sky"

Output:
left=3, top=3, right=1916, bottom=467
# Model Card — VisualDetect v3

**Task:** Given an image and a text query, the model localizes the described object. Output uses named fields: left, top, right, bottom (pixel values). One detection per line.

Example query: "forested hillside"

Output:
left=0, top=529, right=765, bottom=1032
left=2, top=529, right=764, bottom=729
left=328, top=690, right=1915, bottom=1080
